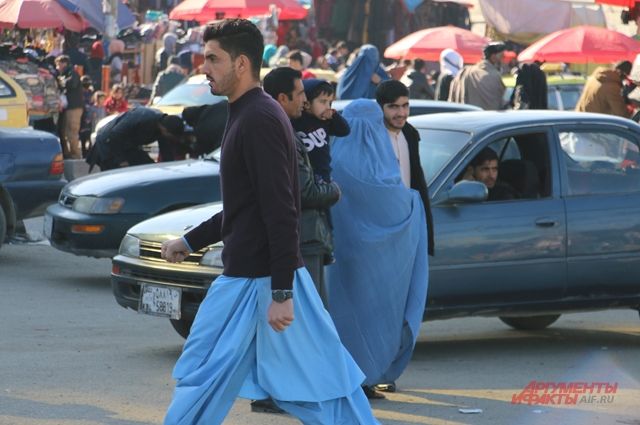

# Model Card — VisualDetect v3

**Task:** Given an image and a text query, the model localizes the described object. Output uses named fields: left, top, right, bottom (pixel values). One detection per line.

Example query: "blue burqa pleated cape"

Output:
left=328, top=99, right=429, bottom=386
left=336, top=44, right=390, bottom=100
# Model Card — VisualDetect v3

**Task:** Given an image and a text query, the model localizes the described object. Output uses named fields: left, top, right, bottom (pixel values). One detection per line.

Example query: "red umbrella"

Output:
left=383, top=26, right=489, bottom=63
left=594, top=0, right=638, bottom=7
left=0, top=0, right=85, bottom=31
left=518, top=25, right=640, bottom=63
left=169, top=0, right=308, bottom=22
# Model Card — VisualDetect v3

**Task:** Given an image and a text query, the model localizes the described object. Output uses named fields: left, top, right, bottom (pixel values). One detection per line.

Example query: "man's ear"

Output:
left=236, top=54, right=249, bottom=74
left=276, top=92, right=288, bottom=104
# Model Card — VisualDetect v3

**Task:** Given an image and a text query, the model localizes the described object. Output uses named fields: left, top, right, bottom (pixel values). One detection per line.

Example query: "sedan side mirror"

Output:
left=440, top=181, right=488, bottom=204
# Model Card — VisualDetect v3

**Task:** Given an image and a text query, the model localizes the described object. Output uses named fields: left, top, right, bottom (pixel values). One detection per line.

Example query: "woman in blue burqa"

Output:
left=336, top=44, right=390, bottom=99
left=328, top=99, right=429, bottom=396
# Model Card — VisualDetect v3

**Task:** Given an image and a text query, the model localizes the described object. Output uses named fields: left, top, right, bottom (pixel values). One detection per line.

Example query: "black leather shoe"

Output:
left=375, top=382, right=397, bottom=393
left=362, top=385, right=386, bottom=399
left=250, top=398, right=285, bottom=414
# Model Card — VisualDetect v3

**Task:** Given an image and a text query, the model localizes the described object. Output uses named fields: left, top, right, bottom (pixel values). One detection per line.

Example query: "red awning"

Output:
left=518, top=25, right=640, bottom=64
left=169, top=0, right=308, bottom=22
left=0, top=0, right=85, bottom=31
left=384, top=26, right=488, bottom=63
left=594, top=0, right=638, bottom=7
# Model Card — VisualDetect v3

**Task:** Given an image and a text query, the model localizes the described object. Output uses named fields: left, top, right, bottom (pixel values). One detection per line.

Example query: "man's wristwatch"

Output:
left=271, top=289, right=293, bottom=303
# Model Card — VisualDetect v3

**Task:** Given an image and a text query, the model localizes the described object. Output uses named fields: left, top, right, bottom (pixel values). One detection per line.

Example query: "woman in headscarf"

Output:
left=336, top=44, right=389, bottom=99
left=328, top=99, right=429, bottom=398
left=268, top=45, right=289, bottom=68
left=156, top=32, right=178, bottom=72
left=434, top=48, right=464, bottom=101
left=262, top=44, right=277, bottom=67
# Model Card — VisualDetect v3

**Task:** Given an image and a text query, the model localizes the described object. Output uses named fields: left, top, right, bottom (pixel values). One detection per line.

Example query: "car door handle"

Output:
left=535, top=218, right=558, bottom=228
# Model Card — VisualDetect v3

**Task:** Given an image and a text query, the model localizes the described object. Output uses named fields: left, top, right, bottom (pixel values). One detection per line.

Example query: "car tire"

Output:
left=0, top=206, right=6, bottom=250
left=170, top=318, right=194, bottom=339
left=499, top=314, right=560, bottom=330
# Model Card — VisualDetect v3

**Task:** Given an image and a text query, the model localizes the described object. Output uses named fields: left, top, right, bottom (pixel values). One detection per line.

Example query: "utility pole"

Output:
left=102, top=0, right=120, bottom=91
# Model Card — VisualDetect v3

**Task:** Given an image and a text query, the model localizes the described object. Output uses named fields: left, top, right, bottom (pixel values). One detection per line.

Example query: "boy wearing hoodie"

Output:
left=292, top=79, right=350, bottom=184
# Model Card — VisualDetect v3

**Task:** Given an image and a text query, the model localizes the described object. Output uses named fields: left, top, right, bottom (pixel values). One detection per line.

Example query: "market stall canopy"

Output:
left=594, top=0, right=638, bottom=6
left=0, top=0, right=85, bottom=31
left=383, top=25, right=489, bottom=63
left=479, top=0, right=607, bottom=45
left=169, top=0, right=308, bottom=22
left=56, top=0, right=136, bottom=33
left=518, top=25, right=640, bottom=63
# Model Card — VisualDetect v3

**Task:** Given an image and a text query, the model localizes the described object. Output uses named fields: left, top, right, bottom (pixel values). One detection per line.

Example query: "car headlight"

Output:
left=73, top=196, right=125, bottom=214
left=119, top=234, right=140, bottom=257
left=200, top=247, right=223, bottom=268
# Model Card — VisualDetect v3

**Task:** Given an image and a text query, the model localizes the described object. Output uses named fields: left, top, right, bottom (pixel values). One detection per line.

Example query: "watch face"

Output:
left=273, top=291, right=285, bottom=302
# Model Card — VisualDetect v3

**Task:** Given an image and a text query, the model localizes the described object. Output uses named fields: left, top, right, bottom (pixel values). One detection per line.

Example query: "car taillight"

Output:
left=49, top=153, right=64, bottom=176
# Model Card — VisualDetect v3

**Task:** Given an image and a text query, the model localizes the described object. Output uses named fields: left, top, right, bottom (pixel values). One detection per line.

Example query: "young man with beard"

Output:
left=376, top=80, right=434, bottom=258
left=160, top=19, right=377, bottom=425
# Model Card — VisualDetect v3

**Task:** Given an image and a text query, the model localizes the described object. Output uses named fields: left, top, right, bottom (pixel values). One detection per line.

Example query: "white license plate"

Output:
left=138, top=284, right=181, bottom=320
left=43, top=214, right=53, bottom=239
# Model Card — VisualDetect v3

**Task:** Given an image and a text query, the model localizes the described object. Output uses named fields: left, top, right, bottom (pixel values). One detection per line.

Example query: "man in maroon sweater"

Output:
left=160, top=19, right=378, bottom=425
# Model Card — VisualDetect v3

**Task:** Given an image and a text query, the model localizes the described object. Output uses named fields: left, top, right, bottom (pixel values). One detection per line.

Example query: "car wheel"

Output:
left=499, top=314, right=561, bottom=330
left=170, top=318, right=194, bottom=339
left=0, top=206, right=6, bottom=250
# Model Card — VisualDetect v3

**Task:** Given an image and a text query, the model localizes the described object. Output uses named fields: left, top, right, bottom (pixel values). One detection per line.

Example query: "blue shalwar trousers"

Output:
left=164, top=267, right=379, bottom=425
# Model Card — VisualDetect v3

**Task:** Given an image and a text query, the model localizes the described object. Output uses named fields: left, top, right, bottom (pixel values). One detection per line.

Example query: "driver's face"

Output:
left=473, top=159, right=498, bottom=189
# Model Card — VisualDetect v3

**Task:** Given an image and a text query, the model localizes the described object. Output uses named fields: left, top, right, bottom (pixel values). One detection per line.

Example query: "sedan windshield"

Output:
left=417, top=128, right=472, bottom=183
left=154, top=82, right=226, bottom=107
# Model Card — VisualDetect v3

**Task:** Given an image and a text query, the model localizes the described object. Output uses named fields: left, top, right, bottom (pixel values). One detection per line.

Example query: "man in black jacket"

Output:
left=55, top=55, right=84, bottom=159
left=263, top=67, right=340, bottom=307
left=86, top=107, right=184, bottom=171
left=376, top=80, right=435, bottom=257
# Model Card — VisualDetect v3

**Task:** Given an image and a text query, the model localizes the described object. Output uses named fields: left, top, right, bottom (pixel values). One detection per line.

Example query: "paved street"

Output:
left=1, top=236, right=639, bottom=425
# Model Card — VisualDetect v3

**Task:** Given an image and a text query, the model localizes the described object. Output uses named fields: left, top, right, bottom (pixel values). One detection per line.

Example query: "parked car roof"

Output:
left=409, top=110, right=638, bottom=134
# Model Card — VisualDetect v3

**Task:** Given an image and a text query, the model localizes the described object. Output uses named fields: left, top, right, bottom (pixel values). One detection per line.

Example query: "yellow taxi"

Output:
left=0, top=69, right=29, bottom=128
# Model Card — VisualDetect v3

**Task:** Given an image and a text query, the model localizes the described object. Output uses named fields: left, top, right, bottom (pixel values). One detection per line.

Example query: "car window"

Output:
left=558, top=85, right=583, bottom=111
left=454, top=132, right=551, bottom=200
left=154, top=82, right=226, bottom=107
left=0, top=76, right=15, bottom=98
left=547, top=87, right=559, bottom=110
left=560, top=131, right=640, bottom=195
left=417, top=128, right=471, bottom=184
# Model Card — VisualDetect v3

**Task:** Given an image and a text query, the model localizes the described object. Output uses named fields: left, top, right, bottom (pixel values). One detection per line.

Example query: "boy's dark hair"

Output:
left=203, top=19, right=263, bottom=80
left=287, top=49, right=304, bottom=64
left=413, top=58, right=425, bottom=71
left=303, top=79, right=334, bottom=102
left=375, top=80, right=409, bottom=106
left=263, top=67, right=302, bottom=101
left=471, top=147, right=498, bottom=167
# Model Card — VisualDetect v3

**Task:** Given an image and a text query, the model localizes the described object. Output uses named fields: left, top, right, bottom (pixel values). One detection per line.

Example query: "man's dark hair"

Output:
left=615, top=60, right=633, bottom=77
left=203, top=19, right=263, bottom=80
left=483, top=42, right=506, bottom=60
left=287, top=49, right=304, bottom=64
left=160, top=114, right=185, bottom=136
left=471, top=147, right=498, bottom=167
left=55, top=55, right=70, bottom=65
left=413, top=58, right=426, bottom=71
left=376, top=80, right=409, bottom=106
left=263, top=67, right=302, bottom=101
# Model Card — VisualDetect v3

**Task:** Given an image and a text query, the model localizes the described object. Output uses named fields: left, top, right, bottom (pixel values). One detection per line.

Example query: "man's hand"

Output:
left=268, top=299, right=294, bottom=332
left=161, top=238, right=190, bottom=263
